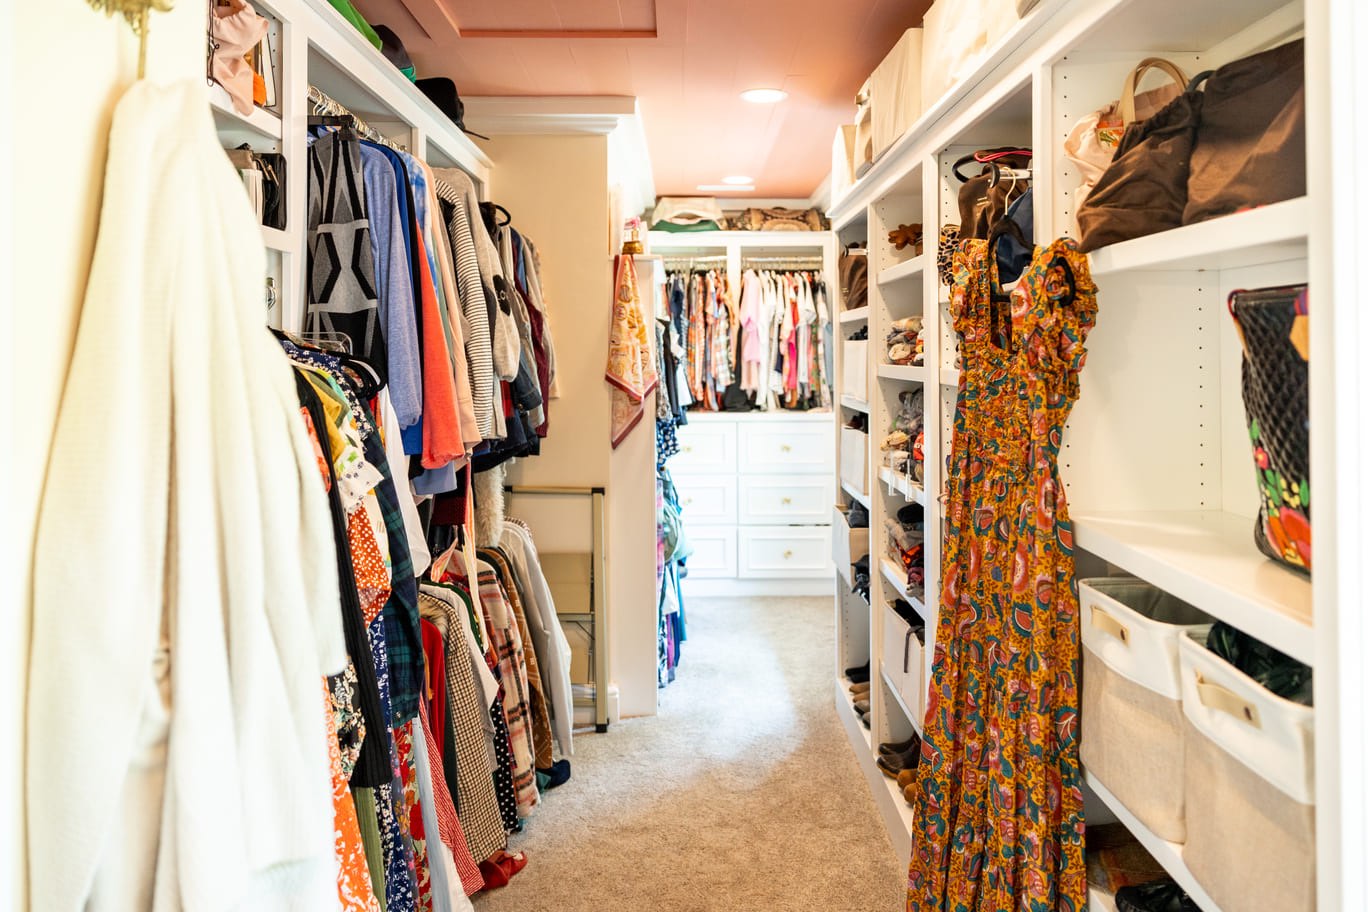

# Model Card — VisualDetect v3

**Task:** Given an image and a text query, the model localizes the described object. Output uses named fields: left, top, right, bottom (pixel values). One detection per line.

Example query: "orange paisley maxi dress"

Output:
left=908, top=237, right=1096, bottom=912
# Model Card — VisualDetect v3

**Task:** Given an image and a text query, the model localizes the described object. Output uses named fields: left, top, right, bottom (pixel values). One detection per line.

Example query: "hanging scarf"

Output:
left=605, top=254, right=658, bottom=447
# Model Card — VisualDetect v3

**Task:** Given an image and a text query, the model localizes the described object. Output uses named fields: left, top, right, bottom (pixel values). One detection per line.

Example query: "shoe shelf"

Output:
left=877, top=363, right=926, bottom=383
left=1086, top=197, right=1308, bottom=277
left=878, top=467, right=926, bottom=506
left=881, top=667, right=922, bottom=734
left=839, top=305, right=870, bottom=325
left=879, top=558, right=930, bottom=623
left=1084, top=771, right=1224, bottom=912
left=834, top=678, right=916, bottom=862
left=878, top=253, right=927, bottom=286
left=840, top=394, right=871, bottom=414
left=1072, top=510, right=1314, bottom=666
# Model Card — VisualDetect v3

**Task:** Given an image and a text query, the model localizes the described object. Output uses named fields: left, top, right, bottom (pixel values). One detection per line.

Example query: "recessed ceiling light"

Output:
left=741, top=88, right=788, bottom=104
left=722, top=175, right=754, bottom=185
left=697, top=183, right=754, bottom=192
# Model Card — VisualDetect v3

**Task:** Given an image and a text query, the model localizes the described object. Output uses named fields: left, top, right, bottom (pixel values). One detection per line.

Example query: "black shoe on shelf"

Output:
left=844, top=661, right=871, bottom=684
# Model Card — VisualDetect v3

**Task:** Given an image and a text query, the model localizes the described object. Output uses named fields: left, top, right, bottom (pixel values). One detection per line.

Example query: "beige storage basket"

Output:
left=1178, top=629, right=1315, bottom=912
left=831, top=504, right=870, bottom=578
left=1079, top=578, right=1212, bottom=842
left=840, top=426, right=868, bottom=494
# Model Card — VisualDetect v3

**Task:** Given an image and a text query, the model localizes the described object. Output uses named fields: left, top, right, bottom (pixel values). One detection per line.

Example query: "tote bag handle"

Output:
left=1119, top=57, right=1190, bottom=124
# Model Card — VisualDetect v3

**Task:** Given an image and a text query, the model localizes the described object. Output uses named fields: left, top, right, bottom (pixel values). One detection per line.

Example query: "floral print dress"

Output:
left=908, top=238, right=1096, bottom=912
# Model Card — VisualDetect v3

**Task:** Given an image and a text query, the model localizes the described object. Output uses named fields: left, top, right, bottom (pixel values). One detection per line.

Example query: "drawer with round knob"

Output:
left=738, top=526, right=833, bottom=579
left=738, top=420, right=835, bottom=475
left=671, top=474, right=737, bottom=525
left=738, top=475, right=834, bottom=525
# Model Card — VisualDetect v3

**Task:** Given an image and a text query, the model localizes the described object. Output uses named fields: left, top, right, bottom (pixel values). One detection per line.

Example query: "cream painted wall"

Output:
left=10, top=3, right=207, bottom=907
left=487, top=133, right=660, bottom=720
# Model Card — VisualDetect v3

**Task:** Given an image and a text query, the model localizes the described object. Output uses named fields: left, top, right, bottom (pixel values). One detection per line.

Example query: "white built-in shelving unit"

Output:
left=210, top=0, right=493, bottom=333
left=827, top=1, right=1366, bottom=910
left=648, top=230, right=841, bottom=597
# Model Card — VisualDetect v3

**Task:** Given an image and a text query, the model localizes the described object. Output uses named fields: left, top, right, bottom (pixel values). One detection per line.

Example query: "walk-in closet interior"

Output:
left=9, top=0, right=1367, bottom=911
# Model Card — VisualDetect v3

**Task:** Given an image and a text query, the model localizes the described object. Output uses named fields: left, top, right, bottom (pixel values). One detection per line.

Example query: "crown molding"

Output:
left=461, top=96, right=639, bottom=136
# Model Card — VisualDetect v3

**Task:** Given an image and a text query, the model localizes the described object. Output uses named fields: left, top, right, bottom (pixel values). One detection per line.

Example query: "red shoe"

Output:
left=494, top=849, right=528, bottom=879
left=478, top=858, right=510, bottom=890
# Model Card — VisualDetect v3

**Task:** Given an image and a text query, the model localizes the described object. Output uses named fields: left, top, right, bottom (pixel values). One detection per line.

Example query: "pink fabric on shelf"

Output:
left=210, top=0, right=269, bottom=116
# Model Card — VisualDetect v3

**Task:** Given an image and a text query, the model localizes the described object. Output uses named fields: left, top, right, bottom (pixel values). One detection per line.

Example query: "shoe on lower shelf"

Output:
left=848, top=680, right=872, bottom=697
left=852, top=698, right=871, bottom=715
left=877, top=735, right=918, bottom=758
left=844, top=661, right=871, bottom=685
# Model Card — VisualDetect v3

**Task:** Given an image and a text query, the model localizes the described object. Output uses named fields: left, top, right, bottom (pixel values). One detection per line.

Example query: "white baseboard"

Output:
left=680, top=576, right=836, bottom=598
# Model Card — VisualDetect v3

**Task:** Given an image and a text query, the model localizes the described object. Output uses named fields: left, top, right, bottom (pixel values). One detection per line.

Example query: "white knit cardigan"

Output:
left=28, top=81, right=346, bottom=912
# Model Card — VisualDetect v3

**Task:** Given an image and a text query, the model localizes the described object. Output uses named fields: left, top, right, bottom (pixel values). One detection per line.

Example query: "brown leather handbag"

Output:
left=1184, top=38, right=1305, bottom=225
left=954, top=148, right=1031, bottom=240
left=839, top=246, right=869, bottom=310
left=1076, top=85, right=1203, bottom=252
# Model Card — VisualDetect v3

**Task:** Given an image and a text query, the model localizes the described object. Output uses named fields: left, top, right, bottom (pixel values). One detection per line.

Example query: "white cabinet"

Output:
left=672, top=412, right=836, bottom=594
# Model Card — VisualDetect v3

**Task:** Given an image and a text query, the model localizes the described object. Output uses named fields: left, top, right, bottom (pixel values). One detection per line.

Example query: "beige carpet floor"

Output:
left=472, top=595, right=906, bottom=912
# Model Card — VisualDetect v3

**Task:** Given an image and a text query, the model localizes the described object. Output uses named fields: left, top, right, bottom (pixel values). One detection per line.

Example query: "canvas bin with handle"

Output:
left=1079, top=577, right=1213, bottom=843
left=1178, top=628, right=1315, bottom=912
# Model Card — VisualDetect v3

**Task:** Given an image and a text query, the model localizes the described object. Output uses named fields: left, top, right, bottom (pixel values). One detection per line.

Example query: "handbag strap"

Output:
left=1118, top=57, right=1190, bottom=124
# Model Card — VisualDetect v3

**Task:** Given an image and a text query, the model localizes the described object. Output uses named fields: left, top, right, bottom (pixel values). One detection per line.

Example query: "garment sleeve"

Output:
left=446, top=197, right=497, bottom=439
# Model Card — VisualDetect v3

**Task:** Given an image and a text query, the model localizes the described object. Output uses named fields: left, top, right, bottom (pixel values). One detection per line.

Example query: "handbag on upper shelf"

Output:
left=1077, top=38, right=1306, bottom=252
left=1183, top=38, right=1305, bottom=225
left=1064, top=57, right=1189, bottom=231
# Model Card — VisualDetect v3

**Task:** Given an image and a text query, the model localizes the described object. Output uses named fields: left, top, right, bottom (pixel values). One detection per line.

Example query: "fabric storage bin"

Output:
left=899, top=624, right=925, bottom=721
left=881, top=602, right=913, bottom=696
left=853, top=79, right=874, bottom=176
left=1178, top=629, right=1315, bottom=912
left=843, top=340, right=868, bottom=401
left=832, top=504, right=870, bottom=574
left=1080, top=578, right=1213, bottom=842
left=840, top=426, right=868, bottom=493
left=870, top=28, right=923, bottom=159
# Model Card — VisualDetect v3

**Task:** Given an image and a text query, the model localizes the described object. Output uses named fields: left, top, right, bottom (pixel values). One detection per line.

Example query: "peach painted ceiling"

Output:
left=353, top=0, right=933, bottom=199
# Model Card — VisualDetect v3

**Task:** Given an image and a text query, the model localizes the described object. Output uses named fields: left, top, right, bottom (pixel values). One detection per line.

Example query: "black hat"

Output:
left=372, top=25, right=415, bottom=80
left=417, top=77, right=488, bottom=140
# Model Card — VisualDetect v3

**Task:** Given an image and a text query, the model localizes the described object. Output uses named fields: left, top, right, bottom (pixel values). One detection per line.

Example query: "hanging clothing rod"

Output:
left=307, top=84, right=409, bottom=155
left=742, top=257, right=824, bottom=270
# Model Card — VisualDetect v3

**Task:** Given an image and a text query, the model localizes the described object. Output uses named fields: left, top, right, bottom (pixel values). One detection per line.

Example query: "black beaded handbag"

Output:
left=1228, top=284, right=1311, bottom=574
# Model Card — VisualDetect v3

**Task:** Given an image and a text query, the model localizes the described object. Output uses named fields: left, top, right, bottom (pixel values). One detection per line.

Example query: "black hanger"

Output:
left=308, top=113, right=358, bottom=142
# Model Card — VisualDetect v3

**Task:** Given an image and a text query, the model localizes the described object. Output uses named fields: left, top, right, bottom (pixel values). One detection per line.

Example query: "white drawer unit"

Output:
left=683, top=525, right=738, bottom=579
left=673, top=413, right=836, bottom=595
left=739, top=420, right=836, bottom=475
left=671, top=420, right=737, bottom=474
left=738, top=475, right=835, bottom=526
left=739, top=526, right=833, bottom=579
left=675, top=474, right=738, bottom=525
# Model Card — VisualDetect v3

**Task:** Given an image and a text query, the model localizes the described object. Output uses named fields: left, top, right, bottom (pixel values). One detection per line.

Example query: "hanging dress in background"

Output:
left=908, top=238, right=1096, bottom=912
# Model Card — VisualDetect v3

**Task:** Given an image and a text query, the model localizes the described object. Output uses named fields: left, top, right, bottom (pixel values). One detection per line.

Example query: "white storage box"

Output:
left=843, top=340, right=868, bottom=401
left=1079, top=578, right=1212, bottom=842
left=840, top=426, right=868, bottom=494
left=832, top=504, right=870, bottom=578
left=870, top=28, right=924, bottom=160
left=881, top=602, right=913, bottom=697
left=899, top=622, right=925, bottom=721
left=1178, top=630, right=1315, bottom=912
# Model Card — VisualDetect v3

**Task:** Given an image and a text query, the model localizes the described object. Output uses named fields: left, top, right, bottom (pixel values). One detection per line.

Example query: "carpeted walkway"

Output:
left=473, top=595, right=905, bottom=912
